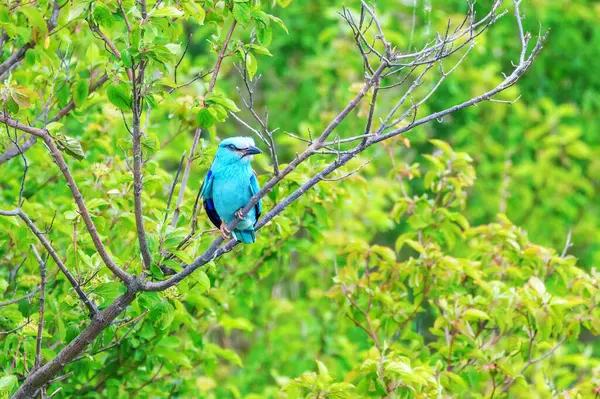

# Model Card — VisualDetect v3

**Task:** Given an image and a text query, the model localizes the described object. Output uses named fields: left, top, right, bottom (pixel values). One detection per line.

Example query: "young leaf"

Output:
left=151, top=6, right=184, bottom=18
left=197, top=108, right=215, bottom=128
left=269, top=14, right=289, bottom=33
left=106, top=82, right=132, bottom=111
left=257, top=26, right=272, bottom=46
left=232, top=3, right=251, bottom=25
left=245, top=52, right=257, bottom=80
left=0, top=375, right=17, bottom=393
left=205, top=94, right=240, bottom=112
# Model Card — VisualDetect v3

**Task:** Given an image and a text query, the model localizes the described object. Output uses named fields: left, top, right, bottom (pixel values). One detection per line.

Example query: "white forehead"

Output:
left=221, top=136, right=255, bottom=148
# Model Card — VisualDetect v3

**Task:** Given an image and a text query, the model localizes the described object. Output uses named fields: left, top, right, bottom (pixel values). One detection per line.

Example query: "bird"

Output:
left=201, top=136, right=263, bottom=244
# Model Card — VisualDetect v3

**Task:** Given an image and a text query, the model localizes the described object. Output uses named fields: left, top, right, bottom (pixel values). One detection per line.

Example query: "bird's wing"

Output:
left=250, top=170, right=262, bottom=223
left=201, top=170, right=222, bottom=228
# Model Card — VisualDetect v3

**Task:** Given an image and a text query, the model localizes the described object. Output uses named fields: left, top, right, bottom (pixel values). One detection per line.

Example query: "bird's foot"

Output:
left=235, top=208, right=245, bottom=220
left=219, top=222, right=231, bottom=239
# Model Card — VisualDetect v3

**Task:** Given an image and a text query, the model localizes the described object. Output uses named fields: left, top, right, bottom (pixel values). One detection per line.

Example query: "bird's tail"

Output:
left=232, top=229, right=256, bottom=244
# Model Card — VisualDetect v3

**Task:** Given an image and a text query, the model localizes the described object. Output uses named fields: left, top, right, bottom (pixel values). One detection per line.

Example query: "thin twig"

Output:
left=30, top=245, right=47, bottom=371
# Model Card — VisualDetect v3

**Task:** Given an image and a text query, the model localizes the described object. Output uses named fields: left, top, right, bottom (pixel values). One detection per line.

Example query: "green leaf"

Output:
left=5, top=98, right=19, bottom=113
left=93, top=282, right=121, bottom=305
left=19, top=6, right=47, bottom=35
left=212, top=345, right=243, bottom=367
left=106, top=82, right=131, bottom=111
left=183, top=3, right=205, bottom=24
left=269, top=14, right=289, bottom=33
left=0, top=375, right=17, bottom=393
left=121, top=48, right=133, bottom=68
left=46, top=122, right=63, bottom=133
left=144, top=94, right=158, bottom=108
left=244, top=51, right=257, bottom=80
left=250, top=43, right=272, bottom=56
left=205, top=94, right=240, bottom=112
left=232, top=3, right=251, bottom=25
left=72, top=80, right=89, bottom=107
left=385, top=361, right=412, bottom=375
left=316, top=359, right=329, bottom=376
left=529, top=276, right=546, bottom=296
left=197, top=271, right=211, bottom=293
left=405, top=239, right=425, bottom=254
left=251, top=10, right=269, bottom=26
left=68, top=1, right=89, bottom=21
left=257, top=25, right=272, bottom=46
left=64, top=210, right=79, bottom=220
left=92, top=3, right=115, bottom=27
left=160, top=302, right=175, bottom=330
left=429, top=139, right=453, bottom=155
left=151, top=6, right=184, bottom=18
left=54, top=133, right=86, bottom=160
left=196, top=108, right=215, bottom=128
left=463, top=308, right=491, bottom=321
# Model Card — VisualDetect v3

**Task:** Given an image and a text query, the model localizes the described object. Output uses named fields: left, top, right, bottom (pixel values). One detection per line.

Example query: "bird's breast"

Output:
left=211, top=175, right=255, bottom=224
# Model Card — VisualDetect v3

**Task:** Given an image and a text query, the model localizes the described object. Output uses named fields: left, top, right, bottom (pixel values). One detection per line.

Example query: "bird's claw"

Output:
left=219, top=222, right=231, bottom=239
left=235, top=208, right=245, bottom=220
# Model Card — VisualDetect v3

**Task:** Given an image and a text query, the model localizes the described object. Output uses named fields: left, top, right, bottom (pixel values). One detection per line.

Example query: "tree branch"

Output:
left=208, top=20, right=237, bottom=93
left=0, top=115, right=132, bottom=283
left=30, top=245, right=47, bottom=371
left=131, top=64, right=153, bottom=270
left=0, top=209, right=98, bottom=315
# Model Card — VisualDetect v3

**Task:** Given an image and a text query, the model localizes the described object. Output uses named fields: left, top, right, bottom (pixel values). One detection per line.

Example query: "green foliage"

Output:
left=0, top=0, right=598, bottom=398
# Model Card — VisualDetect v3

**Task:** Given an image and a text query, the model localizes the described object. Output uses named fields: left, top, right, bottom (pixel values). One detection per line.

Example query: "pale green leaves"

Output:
left=239, top=50, right=258, bottom=80
left=182, top=2, right=205, bottom=24
left=68, top=1, right=92, bottom=22
left=0, top=375, right=17, bottom=394
left=284, top=360, right=355, bottom=398
left=150, top=6, right=185, bottom=18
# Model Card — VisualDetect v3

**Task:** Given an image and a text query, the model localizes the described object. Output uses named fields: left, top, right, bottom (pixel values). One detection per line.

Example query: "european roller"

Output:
left=201, top=137, right=263, bottom=244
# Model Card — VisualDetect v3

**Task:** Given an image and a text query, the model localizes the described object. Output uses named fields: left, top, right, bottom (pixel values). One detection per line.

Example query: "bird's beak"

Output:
left=243, top=146, right=262, bottom=156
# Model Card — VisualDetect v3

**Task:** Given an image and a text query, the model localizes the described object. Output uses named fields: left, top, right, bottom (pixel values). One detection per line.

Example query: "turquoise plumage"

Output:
left=201, top=137, right=263, bottom=244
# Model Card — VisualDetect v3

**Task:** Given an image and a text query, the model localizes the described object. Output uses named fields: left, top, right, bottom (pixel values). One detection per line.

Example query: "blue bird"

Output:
left=201, top=137, right=263, bottom=244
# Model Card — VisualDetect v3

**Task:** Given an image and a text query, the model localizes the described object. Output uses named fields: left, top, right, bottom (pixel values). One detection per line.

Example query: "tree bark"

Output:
left=12, top=288, right=139, bottom=399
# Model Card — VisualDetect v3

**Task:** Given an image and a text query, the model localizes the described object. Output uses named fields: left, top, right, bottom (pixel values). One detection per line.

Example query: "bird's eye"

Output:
left=226, top=144, right=237, bottom=150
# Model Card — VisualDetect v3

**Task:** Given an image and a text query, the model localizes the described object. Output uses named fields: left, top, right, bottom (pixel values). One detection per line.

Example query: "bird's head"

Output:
left=215, top=136, right=262, bottom=165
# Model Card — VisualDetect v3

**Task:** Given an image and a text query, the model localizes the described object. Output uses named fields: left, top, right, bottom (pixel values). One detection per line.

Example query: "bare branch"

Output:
left=560, top=228, right=573, bottom=258
left=131, top=64, right=153, bottom=270
left=0, top=288, right=40, bottom=307
left=164, top=151, right=187, bottom=226
left=208, top=20, right=237, bottom=93
left=0, top=320, right=32, bottom=335
left=171, top=129, right=202, bottom=227
left=88, top=23, right=122, bottom=59
left=322, top=159, right=371, bottom=181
